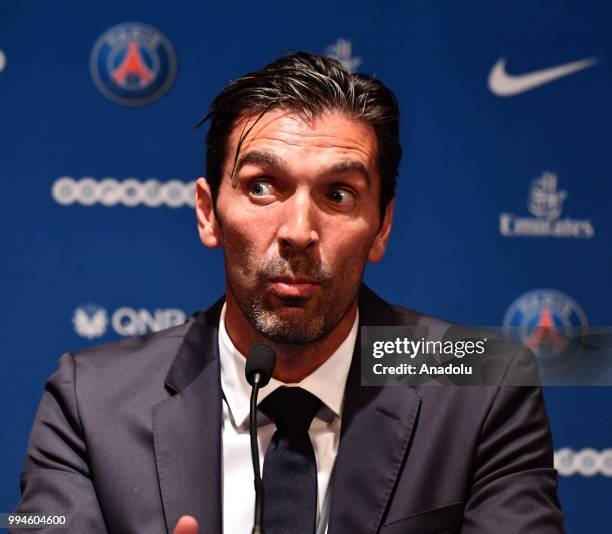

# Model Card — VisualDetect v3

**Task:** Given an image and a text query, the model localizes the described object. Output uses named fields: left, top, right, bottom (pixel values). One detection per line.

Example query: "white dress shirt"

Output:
left=218, top=303, right=358, bottom=534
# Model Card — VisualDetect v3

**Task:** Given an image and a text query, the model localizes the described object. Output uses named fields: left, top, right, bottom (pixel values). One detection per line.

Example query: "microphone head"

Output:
left=245, top=344, right=277, bottom=387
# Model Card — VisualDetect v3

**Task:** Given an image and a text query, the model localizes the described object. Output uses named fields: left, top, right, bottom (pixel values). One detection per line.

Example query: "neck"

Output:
left=224, top=290, right=357, bottom=383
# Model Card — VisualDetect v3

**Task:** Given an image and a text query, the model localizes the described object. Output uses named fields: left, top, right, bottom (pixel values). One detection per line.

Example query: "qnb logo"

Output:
left=324, top=38, right=361, bottom=73
left=499, top=172, right=595, bottom=238
left=73, top=304, right=186, bottom=339
left=52, top=177, right=195, bottom=208
left=555, top=448, right=612, bottom=477
left=0, top=49, right=6, bottom=73
left=73, top=304, right=109, bottom=339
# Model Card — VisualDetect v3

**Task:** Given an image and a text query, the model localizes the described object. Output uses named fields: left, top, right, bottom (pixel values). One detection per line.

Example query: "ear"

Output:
left=195, top=177, right=222, bottom=248
left=368, top=198, right=395, bottom=263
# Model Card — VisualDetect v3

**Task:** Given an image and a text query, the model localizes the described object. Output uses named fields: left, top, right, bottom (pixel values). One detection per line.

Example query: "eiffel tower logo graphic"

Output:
left=526, top=307, right=568, bottom=358
left=112, top=41, right=153, bottom=88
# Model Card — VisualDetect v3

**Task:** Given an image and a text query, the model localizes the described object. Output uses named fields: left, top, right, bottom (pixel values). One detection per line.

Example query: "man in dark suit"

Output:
left=14, top=52, right=564, bottom=533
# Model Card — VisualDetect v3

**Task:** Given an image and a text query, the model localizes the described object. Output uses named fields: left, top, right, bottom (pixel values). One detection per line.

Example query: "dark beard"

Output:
left=228, top=250, right=361, bottom=345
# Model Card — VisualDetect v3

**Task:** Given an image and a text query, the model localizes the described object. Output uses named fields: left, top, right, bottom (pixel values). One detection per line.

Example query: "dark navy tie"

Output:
left=259, top=387, right=323, bottom=534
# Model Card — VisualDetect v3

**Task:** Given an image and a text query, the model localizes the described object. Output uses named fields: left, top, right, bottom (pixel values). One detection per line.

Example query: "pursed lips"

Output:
left=269, top=277, right=320, bottom=298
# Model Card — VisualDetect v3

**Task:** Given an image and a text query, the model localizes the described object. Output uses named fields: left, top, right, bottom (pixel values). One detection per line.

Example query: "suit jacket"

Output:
left=13, top=285, right=564, bottom=533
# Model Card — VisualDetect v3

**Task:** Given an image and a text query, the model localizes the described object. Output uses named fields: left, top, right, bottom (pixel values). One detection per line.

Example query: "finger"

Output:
left=172, top=515, right=199, bottom=534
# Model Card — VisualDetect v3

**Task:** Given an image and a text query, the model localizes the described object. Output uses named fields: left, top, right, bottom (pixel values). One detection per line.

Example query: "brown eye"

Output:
left=328, top=188, right=355, bottom=205
left=249, top=181, right=273, bottom=197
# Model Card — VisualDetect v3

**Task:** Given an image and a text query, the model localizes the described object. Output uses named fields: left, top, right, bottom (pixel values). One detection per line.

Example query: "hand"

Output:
left=173, top=515, right=199, bottom=534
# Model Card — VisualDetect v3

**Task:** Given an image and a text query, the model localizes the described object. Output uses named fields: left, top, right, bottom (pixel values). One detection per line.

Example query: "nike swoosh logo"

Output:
left=488, top=56, right=598, bottom=97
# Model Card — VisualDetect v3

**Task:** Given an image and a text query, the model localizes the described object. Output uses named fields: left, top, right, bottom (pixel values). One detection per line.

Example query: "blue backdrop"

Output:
left=1, top=1, right=610, bottom=532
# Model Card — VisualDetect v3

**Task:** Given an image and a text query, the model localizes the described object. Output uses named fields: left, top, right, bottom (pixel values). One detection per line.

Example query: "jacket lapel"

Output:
left=328, top=286, right=421, bottom=533
left=153, top=299, right=225, bottom=534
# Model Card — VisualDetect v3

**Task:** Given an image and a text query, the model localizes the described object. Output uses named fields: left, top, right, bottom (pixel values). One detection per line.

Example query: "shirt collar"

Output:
left=219, top=302, right=358, bottom=430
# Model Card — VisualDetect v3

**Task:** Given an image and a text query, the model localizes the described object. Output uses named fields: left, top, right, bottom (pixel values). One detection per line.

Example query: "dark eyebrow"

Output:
left=233, top=151, right=372, bottom=187
left=234, top=150, right=289, bottom=178
left=324, top=160, right=372, bottom=186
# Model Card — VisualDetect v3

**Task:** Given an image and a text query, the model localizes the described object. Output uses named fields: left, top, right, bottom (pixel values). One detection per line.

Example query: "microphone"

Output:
left=245, top=344, right=276, bottom=534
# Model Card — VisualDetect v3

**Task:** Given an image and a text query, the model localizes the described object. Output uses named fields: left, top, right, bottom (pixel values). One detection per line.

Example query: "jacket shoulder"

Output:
left=64, top=319, right=196, bottom=407
left=70, top=318, right=195, bottom=368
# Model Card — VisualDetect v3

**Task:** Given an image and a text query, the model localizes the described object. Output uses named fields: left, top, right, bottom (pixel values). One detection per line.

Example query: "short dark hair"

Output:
left=200, top=51, right=402, bottom=218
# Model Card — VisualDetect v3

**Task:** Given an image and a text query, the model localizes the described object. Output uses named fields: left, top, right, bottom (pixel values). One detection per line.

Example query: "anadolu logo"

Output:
left=499, top=172, right=594, bottom=238
left=503, top=289, right=588, bottom=376
left=90, top=22, right=177, bottom=107
left=73, top=304, right=186, bottom=339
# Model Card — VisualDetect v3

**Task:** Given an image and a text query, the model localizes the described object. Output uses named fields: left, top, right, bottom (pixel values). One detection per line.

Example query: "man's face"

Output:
left=197, top=108, right=393, bottom=344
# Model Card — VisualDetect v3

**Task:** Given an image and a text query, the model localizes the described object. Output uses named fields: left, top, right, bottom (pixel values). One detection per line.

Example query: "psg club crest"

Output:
left=90, top=22, right=177, bottom=107
left=503, top=289, right=589, bottom=376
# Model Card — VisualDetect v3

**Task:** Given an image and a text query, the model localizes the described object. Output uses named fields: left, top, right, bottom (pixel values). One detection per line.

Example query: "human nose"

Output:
left=277, top=189, right=320, bottom=250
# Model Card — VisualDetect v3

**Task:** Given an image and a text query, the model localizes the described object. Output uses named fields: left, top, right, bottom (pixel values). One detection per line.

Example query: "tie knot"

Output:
left=259, top=387, right=323, bottom=432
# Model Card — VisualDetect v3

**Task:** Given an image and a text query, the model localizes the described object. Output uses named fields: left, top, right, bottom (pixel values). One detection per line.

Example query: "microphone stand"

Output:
left=249, top=373, right=264, bottom=534
left=246, top=344, right=276, bottom=534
